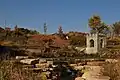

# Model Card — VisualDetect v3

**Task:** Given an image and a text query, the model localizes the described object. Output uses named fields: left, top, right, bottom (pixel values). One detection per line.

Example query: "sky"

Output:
left=0, top=0, right=120, bottom=33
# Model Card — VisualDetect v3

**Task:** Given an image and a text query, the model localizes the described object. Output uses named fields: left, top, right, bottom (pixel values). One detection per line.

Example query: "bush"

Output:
left=69, top=36, right=86, bottom=47
left=102, top=61, right=120, bottom=80
left=0, top=60, right=41, bottom=80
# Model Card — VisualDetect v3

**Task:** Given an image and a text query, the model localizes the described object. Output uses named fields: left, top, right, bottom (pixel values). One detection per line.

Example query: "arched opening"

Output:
left=100, top=39, right=103, bottom=48
left=90, top=39, right=94, bottom=47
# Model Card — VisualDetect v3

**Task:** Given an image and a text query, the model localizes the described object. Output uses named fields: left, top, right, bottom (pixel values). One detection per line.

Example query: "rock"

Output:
left=75, top=47, right=86, bottom=52
left=39, top=59, right=47, bottom=63
left=74, top=66, right=84, bottom=70
left=82, top=66, right=110, bottom=80
left=82, top=72, right=110, bottom=80
left=20, top=58, right=39, bottom=65
left=70, top=64, right=77, bottom=67
left=40, top=72, right=47, bottom=80
left=105, top=59, right=118, bottom=63
left=47, top=61, right=53, bottom=65
left=35, top=63, right=49, bottom=68
left=16, top=56, right=28, bottom=60
left=75, top=77, right=85, bottom=80
left=84, top=65, right=102, bottom=75
left=87, top=61, right=105, bottom=66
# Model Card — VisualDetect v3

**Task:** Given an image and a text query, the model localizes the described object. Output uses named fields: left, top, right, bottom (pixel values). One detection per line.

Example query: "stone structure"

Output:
left=86, top=33, right=106, bottom=54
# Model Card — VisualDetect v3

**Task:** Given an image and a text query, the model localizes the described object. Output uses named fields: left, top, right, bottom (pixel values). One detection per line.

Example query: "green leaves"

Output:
left=88, top=15, right=109, bottom=34
left=44, top=23, right=47, bottom=34
left=113, top=21, right=120, bottom=36
left=88, top=15, right=101, bottom=29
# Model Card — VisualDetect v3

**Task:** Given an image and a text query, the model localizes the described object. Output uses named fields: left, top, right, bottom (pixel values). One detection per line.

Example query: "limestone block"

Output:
left=87, top=61, right=105, bottom=66
left=16, top=56, right=28, bottom=60
left=20, top=59, right=39, bottom=65
left=74, top=66, right=84, bottom=70
left=47, top=61, right=53, bottom=65
left=105, top=59, right=118, bottom=63
left=39, top=59, right=47, bottom=63
left=82, top=65, right=110, bottom=80
left=70, top=64, right=77, bottom=67
left=75, top=77, right=85, bottom=80
left=36, top=63, right=49, bottom=68
left=82, top=72, right=110, bottom=80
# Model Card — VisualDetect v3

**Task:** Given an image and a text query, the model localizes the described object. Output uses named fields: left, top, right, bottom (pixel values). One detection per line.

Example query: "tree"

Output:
left=98, top=22, right=109, bottom=34
left=69, top=36, right=86, bottom=46
left=88, top=15, right=101, bottom=31
left=113, top=21, right=120, bottom=36
left=13, top=25, right=23, bottom=37
left=88, top=15, right=108, bottom=34
left=110, top=25, right=114, bottom=38
left=5, top=27, right=11, bottom=39
left=16, top=27, right=39, bottom=35
left=58, top=25, right=64, bottom=38
left=44, top=23, right=47, bottom=34
left=29, top=30, right=39, bottom=34
left=58, top=25, right=63, bottom=35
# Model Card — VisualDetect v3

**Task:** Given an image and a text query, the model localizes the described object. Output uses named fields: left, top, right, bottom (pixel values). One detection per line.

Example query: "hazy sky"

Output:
left=0, top=0, right=120, bottom=33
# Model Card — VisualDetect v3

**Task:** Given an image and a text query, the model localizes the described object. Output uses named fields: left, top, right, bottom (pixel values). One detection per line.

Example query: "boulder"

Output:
left=16, top=56, right=28, bottom=60
left=87, top=61, right=105, bottom=66
left=70, top=64, right=77, bottom=67
left=47, top=61, right=53, bottom=65
left=82, top=66, right=110, bottom=80
left=39, top=59, right=47, bottom=63
left=75, top=47, right=86, bottom=52
left=105, top=59, right=118, bottom=63
left=75, top=77, right=85, bottom=80
left=35, top=63, right=49, bottom=68
left=74, top=66, right=84, bottom=70
left=82, top=72, right=110, bottom=80
left=20, top=58, right=39, bottom=65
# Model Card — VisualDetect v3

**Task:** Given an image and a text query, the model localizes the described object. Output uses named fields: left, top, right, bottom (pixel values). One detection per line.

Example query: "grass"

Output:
left=102, top=61, right=120, bottom=80
left=0, top=60, right=43, bottom=80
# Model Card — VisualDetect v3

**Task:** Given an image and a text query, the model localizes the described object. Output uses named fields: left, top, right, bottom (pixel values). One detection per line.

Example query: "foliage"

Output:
left=58, top=25, right=64, bottom=38
left=88, top=15, right=101, bottom=29
left=68, top=31, right=86, bottom=46
left=0, top=61, right=42, bottom=80
left=107, top=39, right=120, bottom=46
left=13, top=25, right=23, bottom=37
left=113, top=21, right=120, bottom=36
left=5, top=27, right=11, bottom=37
left=102, top=62, right=120, bottom=80
left=69, top=36, right=86, bottom=46
left=0, top=25, right=39, bottom=39
left=29, top=30, right=39, bottom=34
left=14, top=25, right=39, bottom=36
left=98, top=47, right=120, bottom=59
left=44, top=23, right=47, bottom=34
left=88, top=15, right=109, bottom=34
left=99, top=22, right=109, bottom=34
left=40, top=72, right=47, bottom=80
left=58, top=26, right=63, bottom=35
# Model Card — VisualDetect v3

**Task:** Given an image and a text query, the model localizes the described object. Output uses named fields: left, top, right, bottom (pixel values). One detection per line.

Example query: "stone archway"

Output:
left=90, top=39, right=94, bottom=47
